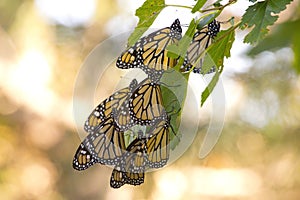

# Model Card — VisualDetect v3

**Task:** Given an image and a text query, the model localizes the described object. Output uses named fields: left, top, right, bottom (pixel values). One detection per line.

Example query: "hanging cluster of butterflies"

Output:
left=73, top=18, right=221, bottom=188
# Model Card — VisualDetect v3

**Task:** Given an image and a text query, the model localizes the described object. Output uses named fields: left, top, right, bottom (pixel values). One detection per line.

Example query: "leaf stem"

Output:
left=165, top=4, right=193, bottom=10
left=200, top=0, right=237, bottom=13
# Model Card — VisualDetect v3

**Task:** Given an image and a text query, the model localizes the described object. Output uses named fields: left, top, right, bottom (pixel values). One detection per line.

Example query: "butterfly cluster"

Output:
left=73, top=18, right=221, bottom=188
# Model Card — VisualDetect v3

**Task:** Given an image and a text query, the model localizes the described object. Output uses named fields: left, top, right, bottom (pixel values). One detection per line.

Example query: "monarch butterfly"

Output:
left=110, top=132, right=147, bottom=188
left=181, top=19, right=220, bottom=74
left=116, top=19, right=182, bottom=82
left=73, top=113, right=126, bottom=170
left=127, top=78, right=166, bottom=126
left=84, top=79, right=138, bottom=132
left=110, top=117, right=171, bottom=188
left=73, top=142, right=97, bottom=170
left=79, top=75, right=166, bottom=170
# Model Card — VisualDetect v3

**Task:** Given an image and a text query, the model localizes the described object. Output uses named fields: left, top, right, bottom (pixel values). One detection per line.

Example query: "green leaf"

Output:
left=167, top=19, right=197, bottom=72
left=201, top=27, right=235, bottom=105
left=201, top=54, right=216, bottom=74
left=124, top=126, right=146, bottom=148
left=247, top=19, right=300, bottom=74
left=248, top=19, right=300, bottom=55
left=167, top=19, right=196, bottom=58
left=213, top=0, right=223, bottom=7
left=125, top=70, right=188, bottom=150
left=240, top=0, right=293, bottom=44
left=191, top=0, right=206, bottom=13
left=168, top=12, right=221, bottom=72
left=197, top=12, right=221, bottom=30
left=128, top=0, right=166, bottom=46
left=201, top=70, right=221, bottom=106
left=204, top=27, right=235, bottom=68
left=161, top=70, right=188, bottom=150
left=292, top=36, right=300, bottom=74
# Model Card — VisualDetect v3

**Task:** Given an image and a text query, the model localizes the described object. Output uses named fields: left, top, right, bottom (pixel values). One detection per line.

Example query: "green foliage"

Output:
left=294, top=36, right=300, bottom=74
left=206, top=28, right=235, bottom=67
left=201, top=27, right=235, bottom=105
left=240, top=0, right=294, bottom=44
left=213, top=0, right=223, bottom=7
left=191, top=0, right=206, bottom=13
left=248, top=19, right=299, bottom=53
left=168, top=12, right=220, bottom=72
left=126, top=0, right=296, bottom=118
left=167, top=19, right=197, bottom=74
left=167, top=19, right=197, bottom=59
left=248, top=19, right=300, bottom=74
left=201, top=70, right=221, bottom=106
left=125, top=69, right=187, bottom=150
left=161, top=70, right=188, bottom=149
left=124, top=126, right=146, bottom=147
left=196, top=12, right=221, bottom=29
left=128, top=0, right=166, bottom=46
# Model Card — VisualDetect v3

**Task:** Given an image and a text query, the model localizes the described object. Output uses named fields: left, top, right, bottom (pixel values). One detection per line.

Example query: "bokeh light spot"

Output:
left=20, top=163, right=53, bottom=197
left=35, top=0, right=96, bottom=27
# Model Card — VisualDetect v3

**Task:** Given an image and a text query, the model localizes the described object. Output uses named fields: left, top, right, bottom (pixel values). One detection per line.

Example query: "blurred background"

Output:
left=0, top=0, right=299, bottom=199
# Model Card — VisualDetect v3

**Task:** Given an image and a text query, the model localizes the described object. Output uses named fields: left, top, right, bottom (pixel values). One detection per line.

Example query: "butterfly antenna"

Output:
left=181, top=23, right=189, bottom=27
